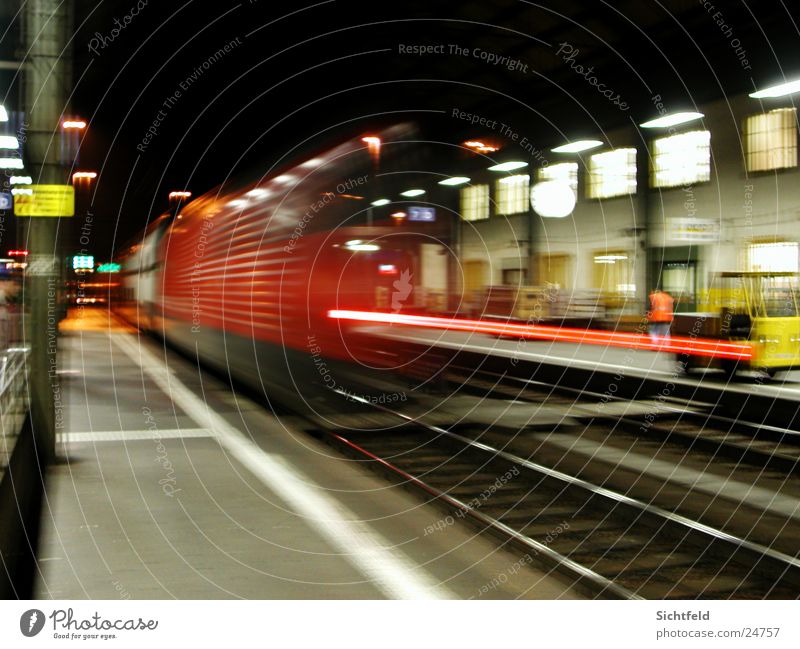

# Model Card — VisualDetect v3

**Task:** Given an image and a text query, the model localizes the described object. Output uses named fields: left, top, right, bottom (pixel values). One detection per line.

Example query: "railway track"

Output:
left=443, top=362, right=800, bottom=475
left=313, top=376, right=800, bottom=599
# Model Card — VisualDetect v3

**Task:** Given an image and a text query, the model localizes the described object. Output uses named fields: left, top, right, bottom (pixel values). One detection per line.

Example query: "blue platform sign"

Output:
left=0, top=192, right=11, bottom=210
left=408, top=205, right=436, bottom=222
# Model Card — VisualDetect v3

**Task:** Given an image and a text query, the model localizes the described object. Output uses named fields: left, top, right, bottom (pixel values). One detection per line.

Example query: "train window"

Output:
left=495, top=174, right=530, bottom=215
left=586, top=148, right=636, bottom=199
left=744, top=108, right=798, bottom=172
left=538, top=162, right=578, bottom=192
left=459, top=183, right=490, bottom=221
left=746, top=241, right=799, bottom=273
left=651, top=130, right=711, bottom=188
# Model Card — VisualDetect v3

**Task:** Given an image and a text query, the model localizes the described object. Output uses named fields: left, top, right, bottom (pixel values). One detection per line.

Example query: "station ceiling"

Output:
left=3, top=1, right=798, bottom=251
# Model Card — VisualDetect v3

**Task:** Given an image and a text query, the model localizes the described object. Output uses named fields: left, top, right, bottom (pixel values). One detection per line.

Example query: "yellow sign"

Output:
left=14, top=184, right=75, bottom=217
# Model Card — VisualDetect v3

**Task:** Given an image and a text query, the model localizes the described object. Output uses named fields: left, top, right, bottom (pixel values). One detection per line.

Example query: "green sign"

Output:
left=73, top=255, right=94, bottom=270
left=97, top=263, right=121, bottom=273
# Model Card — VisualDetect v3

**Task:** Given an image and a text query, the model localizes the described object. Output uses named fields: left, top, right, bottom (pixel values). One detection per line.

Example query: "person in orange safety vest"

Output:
left=648, top=288, right=674, bottom=339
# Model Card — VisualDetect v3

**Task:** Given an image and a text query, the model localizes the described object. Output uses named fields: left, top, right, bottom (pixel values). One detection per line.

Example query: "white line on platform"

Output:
left=110, top=332, right=452, bottom=600
left=58, top=428, right=212, bottom=444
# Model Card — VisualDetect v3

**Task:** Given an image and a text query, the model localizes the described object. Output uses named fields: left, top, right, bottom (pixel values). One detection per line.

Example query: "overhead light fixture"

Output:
left=640, top=112, right=704, bottom=128
left=62, top=120, right=87, bottom=129
left=390, top=211, right=407, bottom=220
left=273, top=174, right=294, bottom=184
left=0, top=158, right=23, bottom=169
left=227, top=199, right=247, bottom=208
left=400, top=189, right=425, bottom=197
left=301, top=157, right=325, bottom=168
left=361, top=136, right=381, bottom=151
left=488, top=161, right=528, bottom=172
left=168, top=191, right=191, bottom=199
left=11, top=187, right=32, bottom=195
left=0, top=105, right=8, bottom=122
left=73, top=171, right=97, bottom=180
left=595, top=254, right=628, bottom=261
left=9, top=176, right=32, bottom=184
left=551, top=140, right=603, bottom=153
left=463, top=140, right=499, bottom=153
left=438, top=176, right=470, bottom=186
left=749, top=79, right=800, bottom=99
left=371, top=198, right=390, bottom=206
left=345, top=239, right=380, bottom=252
left=0, top=136, right=19, bottom=149
left=246, top=188, right=269, bottom=198
left=530, top=181, right=576, bottom=218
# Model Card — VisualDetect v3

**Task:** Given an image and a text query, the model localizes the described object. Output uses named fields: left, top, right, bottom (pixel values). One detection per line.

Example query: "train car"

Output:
left=115, top=125, right=451, bottom=411
left=673, top=271, right=800, bottom=377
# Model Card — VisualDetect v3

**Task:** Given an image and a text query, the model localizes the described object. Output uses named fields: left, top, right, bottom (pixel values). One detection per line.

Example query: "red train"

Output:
left=114, top=125, right=450, bottom=410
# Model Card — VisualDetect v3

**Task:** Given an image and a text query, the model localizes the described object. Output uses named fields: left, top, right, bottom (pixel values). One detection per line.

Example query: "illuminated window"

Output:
left=459, top=184, right=490, bottom=221
left=586, top=148, right=637, bottom=199
left=651, top=130, right=711, bottom=188
left=538, top=162, right=578, bottom=192
left=744, top=108, right=797, bottom=172
left=593, top=251, right=634, bottom=294
left=494, top=174, right=529, bottom=215
left=747, top=241, right=798, bottom=272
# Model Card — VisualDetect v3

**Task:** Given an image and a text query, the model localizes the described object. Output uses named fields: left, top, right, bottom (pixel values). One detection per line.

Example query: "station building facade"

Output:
left=453, top=90, right=799, bottom=316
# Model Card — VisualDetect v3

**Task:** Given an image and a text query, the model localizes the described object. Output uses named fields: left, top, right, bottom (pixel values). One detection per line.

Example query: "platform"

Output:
left=357, top=325, right=800, bottom=401
left=33, top=309, right=582, bottom=600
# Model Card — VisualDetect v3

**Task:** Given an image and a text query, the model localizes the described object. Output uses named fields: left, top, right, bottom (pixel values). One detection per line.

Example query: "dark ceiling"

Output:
left=1, top=0, right=798, bottom=255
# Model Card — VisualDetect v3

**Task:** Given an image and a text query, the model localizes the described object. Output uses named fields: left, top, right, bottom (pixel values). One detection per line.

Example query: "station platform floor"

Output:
left=358, top=325, right=800, bottom=399
left=33, top=308, right=582, bottom=600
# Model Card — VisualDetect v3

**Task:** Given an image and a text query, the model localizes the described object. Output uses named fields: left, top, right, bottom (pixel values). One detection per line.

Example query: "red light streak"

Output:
left=327, top=310, right=753, bottom=361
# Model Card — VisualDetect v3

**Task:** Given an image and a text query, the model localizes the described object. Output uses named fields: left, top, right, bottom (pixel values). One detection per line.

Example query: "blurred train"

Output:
left=113, top=125, right=454, bottom=410
left=114, top=122, right=788, bottom=412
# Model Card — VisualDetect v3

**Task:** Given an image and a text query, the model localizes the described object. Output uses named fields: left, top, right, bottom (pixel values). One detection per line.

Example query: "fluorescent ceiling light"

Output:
left=400, top=189, right=425, bottom=197
left=371, top=198, right=390, bottom=206
left=438, top=176, right=470, bottom=186
left=0, top=106, right=7, bottom=122
left=640, top=112, right=704, bottom=128
left=488, top=161, right=528, bottom=172
left=0, top=136, right=19, bottom=149
left=246, top=188, right=269, bottom=198
left=227, top=199, right=247, bottom=208
left=749, top=79, right=800, bottom=99
left=345, top=239, right=379, bottom=252
left=0, top=158, right=23, bottom=169
left=11, top=187, right=32, bottom=195
left=551, top=140, right=603, bottom=153
left=9, top=176, right=31, bottom=184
